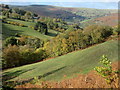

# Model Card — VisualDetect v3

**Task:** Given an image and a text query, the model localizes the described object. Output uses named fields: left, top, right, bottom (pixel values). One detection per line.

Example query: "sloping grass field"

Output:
left=3, top=40, right=119, bottom=82
left=2, top=19, right=59, bottom=40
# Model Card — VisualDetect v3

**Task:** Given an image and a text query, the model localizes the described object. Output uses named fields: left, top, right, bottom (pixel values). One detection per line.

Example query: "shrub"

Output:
left=4, top=37, right=18, bottom=46
left=34, top=48, right=46, bottom=60
left=3, top=45, right=22, bottom=68
left=6, top=21, right=26, bottom=27
left=19, top=45, right=35, bottom=65
left=84, top=25, right=113, bottom=44
left=29, top=26, right=34, bottom=29
left=6, top=21, right=10, bottom=24
left=25, top=37, right=44, bottom=49
left=94, top=55, right=119, bottom=85
left=3, top=45, right=45, bottom=69
left=113, top=26, right=120, bottom=35
left=15, top=33, right=20, bottom=37
left=19, top=24, right=25, bottom=27
left=34, top=21, right=48, bottom=35
left=19, top=46, right=45, bottom=65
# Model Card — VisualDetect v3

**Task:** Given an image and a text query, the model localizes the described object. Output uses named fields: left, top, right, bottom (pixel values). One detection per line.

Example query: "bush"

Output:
left=15, top=33, right=20, bottom=37
left=20, top=24, right=24, bottom=27
left=25, top=37, right=44, bottom=49
left=3, top=45, right=22, bottom=68
left=19, top=45, right=35, bottom=65
left=4, top=37, right=18, bottom=46
left=34, top=21, right=48, bottom=35
left=94, top=55, right=119, bottom=85
left=6, top=21, right=26, bottom=27
left=3, top=44, right=45, bottom=69
left=6, top=21, right=10, bottom=24
left=34, top=48, right=46, bottom=59
left=113, top=26, right=120, bottom=35
left=19, top=46, right=45, bottom=65
left=29, top=26, right=35, bottom=29
left=84, top=25, right=113, bottom=44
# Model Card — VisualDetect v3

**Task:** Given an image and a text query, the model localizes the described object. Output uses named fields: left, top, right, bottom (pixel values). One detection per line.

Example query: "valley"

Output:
left=1, top=3, right=119, bottom=89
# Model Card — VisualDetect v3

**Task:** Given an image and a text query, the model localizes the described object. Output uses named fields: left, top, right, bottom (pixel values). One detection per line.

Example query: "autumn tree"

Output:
left=34, top=21, right=48, bottom=35
left=3, top=45, right=22, bottom=68
left=25, top=11, right=32, bottom=20
left=11, top=13, right=21, bottom=19
left=84, top=25, right=113, bottom=44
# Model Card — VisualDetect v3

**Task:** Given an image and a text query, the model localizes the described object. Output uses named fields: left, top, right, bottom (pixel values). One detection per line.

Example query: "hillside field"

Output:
left=2, top=19, right=59, bottom=40
left=3, top=39, right=119, bottom=82
left=81, top=13, right=118, bottom=27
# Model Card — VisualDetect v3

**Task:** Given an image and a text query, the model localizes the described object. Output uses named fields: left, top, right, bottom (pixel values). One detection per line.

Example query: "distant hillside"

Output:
left=81, top=13, right=118, bottom=27
left=3, top=40, right=119, bottom=82
left=11, top=5, right=85, bottom=23
left=94, top=13, right=118, bottom=26
left=11, top=5, right=117, bottom=23
left=66, top=8, right=117, bottom=19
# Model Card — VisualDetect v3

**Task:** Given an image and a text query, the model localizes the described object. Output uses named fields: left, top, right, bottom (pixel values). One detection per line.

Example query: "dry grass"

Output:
left=15, top=61, right=120, bottom=88
left=95, top=13, right=118, bottom=27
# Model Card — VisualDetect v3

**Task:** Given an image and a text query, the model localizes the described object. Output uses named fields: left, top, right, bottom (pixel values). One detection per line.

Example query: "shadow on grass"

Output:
left=2, top=24, right=23, bottom=39
left=41, top=66, right=66, bottom=78
left=3, top=66, right=66, bottom=85
left=3, top=68, right=35, bottom=82
left=47, top=32, right=58, bottom=37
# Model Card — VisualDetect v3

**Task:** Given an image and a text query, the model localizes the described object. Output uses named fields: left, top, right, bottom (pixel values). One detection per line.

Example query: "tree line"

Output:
left=1, top=4, right=69, bottom=35
left=2, top=24, right=119, bottom=69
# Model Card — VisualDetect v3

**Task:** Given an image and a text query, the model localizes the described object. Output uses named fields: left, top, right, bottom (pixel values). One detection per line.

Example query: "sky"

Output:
left=1, top=0, right=119, bottom=2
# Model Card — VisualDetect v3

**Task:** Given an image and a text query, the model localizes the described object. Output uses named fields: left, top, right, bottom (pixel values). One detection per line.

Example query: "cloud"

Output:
left=1, top=0, right=119, bottom=2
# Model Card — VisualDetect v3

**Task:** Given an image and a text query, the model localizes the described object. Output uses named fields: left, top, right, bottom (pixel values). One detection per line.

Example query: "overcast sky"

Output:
left=1, top=0, right=119, bottom=2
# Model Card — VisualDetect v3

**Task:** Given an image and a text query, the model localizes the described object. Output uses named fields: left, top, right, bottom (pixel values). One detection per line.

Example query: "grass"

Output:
left=15, top=61, right=119, bottom=88
left=7, top=18, right=36, bottom=27
left=2, top=23, right=50, bottom=40
left=2, top=19, right=59, bottom=40
left=3, top=40, right=119, bottom=82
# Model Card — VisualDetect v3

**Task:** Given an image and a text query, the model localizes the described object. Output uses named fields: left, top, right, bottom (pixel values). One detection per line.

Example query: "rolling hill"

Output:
left=2, top=18, right=59, bottom=40
left=81, top=13, right=118, bottom=27
left=11, top=5, right=85, bottom=23
left=3, top=39, right=119, bottom=82
left=11, top=5, right=117, bottom=23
